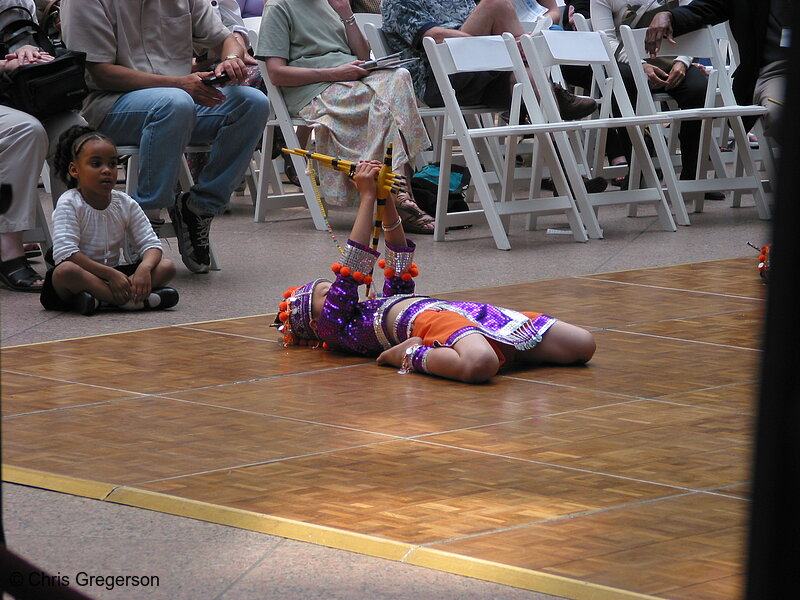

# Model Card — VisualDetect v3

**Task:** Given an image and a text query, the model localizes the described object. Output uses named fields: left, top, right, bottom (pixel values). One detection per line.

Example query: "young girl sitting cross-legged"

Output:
left=40, top=126, right=179, bottom=316
left=274, top=161, right=596, bottom=383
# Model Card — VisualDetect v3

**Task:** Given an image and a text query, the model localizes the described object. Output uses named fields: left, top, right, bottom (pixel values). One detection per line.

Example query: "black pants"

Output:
left=616, top=61, right=709, bottom=179
left=561, top=64, right=627, bottom=160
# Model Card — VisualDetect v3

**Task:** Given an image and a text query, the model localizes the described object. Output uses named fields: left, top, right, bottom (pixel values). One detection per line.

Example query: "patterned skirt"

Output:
left=298, top=68, right=430, bottom=207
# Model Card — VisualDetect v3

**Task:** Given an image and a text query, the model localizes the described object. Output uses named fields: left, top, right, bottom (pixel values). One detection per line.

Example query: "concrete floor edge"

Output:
left=3, top=465, right=660, bottom=600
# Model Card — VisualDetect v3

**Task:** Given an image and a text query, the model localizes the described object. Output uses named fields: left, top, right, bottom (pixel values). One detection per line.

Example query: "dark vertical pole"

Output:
left=745, top=3, right=800, bottom=598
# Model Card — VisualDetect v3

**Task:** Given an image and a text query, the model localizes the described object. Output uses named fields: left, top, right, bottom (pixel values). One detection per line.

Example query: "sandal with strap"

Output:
left=0, top=256, right=44, bottom=292
left=394, top=193, right=435, bottom=235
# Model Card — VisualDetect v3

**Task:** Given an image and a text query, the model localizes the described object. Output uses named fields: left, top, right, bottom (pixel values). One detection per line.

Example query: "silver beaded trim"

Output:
left=384, top=246, right=414, bottom=274
left=341, top=243, right=377, bottom=274
left=373, top=302, right=393, bottom=350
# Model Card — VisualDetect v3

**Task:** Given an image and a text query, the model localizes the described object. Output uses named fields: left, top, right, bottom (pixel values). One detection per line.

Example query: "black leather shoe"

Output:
left=552, top=83, right=597, bottom=120
left=71, top=291, right=99, bottom=316
left=144, top=287, right=180, bottom=310
left=541, top=175, right=608, bottom=194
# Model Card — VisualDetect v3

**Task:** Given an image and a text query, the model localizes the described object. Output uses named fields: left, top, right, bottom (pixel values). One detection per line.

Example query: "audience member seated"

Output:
left=0, top=100, right=47, bottom=292
left=590, top=0, right=720, bottom=197
left=645, top=0, right=787, bottom=149
left=560, top=0, right=629, bottom=184
left=257, top=0, right=434, bottom=234
left=187, top=0, right=265, bottom=181
left=62, top=0, right=270, bottom=274
left=380, top=0, right=597, bottom=121
left=0, top=0, right=86, bottom=292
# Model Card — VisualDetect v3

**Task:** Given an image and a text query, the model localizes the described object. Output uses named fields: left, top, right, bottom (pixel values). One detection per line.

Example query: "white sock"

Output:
left=145, top=292, right=161, bottom=308
left=119, top=299, right=144, bottom=310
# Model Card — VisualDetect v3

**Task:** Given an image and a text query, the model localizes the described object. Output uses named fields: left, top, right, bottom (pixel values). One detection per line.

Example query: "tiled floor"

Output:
left=1, top=257, right=762, bottom=600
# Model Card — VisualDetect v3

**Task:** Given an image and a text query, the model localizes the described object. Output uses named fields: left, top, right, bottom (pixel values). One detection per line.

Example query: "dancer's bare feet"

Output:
left=376, top=336, right=423, bottom=369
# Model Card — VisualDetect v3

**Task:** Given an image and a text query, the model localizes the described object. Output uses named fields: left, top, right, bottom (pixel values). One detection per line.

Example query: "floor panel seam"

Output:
left=604, top=327, right=763, bottom=351
left=419, top=490, right=700, bottom=547
left=128, top=439, right=400, bottom=486
left=161, top=396, right=403, bottom=438
left=577, top=276, right=767, bottom=301
left=408, top=438, right=722, bottom=494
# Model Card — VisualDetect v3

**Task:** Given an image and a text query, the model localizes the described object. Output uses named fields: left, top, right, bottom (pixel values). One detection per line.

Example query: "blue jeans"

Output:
left=99, top=86, right=269, bottom=215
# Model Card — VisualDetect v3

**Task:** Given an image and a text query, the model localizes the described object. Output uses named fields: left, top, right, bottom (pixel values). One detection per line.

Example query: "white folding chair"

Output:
left=423, top=34, right=595, bottom=248
left=355, top=12, right=382, bottom=36
left=119, top=145, right=220, bottom=270
left=363, top=21, right=488, bottom=169
left=620, top=25, right=771, bottom=220
left=709, top=21, right=777, bottom=201
left=252, top=61, right=327, bottom=230
left=25, top=172, right=53, bottom=253
left=361, top=20, right=389, bottom=58
left=242, top=16, right=261, bottom=48
left=510, top=30, right=679, bottom=234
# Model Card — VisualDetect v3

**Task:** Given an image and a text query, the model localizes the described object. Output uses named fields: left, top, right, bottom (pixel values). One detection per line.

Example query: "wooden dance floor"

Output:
left=2, top=257, right=762, bottom=600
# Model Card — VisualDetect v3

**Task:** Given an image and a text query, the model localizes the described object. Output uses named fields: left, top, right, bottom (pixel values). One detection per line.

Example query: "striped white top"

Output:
left=52, top=189, right=162, bottom=267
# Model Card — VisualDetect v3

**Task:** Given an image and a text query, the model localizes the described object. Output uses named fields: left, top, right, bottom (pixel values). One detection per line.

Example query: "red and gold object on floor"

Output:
left=748, top=242, right=772, bottom=281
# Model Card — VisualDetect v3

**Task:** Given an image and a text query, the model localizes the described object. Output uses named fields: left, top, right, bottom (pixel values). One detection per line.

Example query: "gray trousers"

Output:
left=0, top=107, right=85, bottom=234
left=753, top=59, right=786, bottom=143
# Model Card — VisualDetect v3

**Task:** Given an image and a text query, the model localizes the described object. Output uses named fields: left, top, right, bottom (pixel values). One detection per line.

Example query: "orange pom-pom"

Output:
left=409, top=266, right=419, bottom=277
left=282, top=289, right=292, bottom=299
left=322, top=342, right=329, bottom=349
left=411, top=263, right=418, bottom=270
left=331, top=262, right=341, bottom=273
left=364, top=275, right=373, bottom=285
left=339, top=266, right=351, bottom=277
left=378, top=259, right=386, bottom=268
left=384, top=267, right=395, bottom=278
left=401, top=272, right=413, bottom=282
left=278, top=311, right=289, bottom=322
left=353, top=271, right=364, bottom=282
left=279, top=301, right=288, bottom=311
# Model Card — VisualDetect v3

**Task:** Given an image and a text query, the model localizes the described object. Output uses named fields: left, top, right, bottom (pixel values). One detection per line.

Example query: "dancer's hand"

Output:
left=353, top=161, right=381, bottom=199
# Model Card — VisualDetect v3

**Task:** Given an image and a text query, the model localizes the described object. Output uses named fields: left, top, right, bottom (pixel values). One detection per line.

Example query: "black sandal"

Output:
left=0, top=256, right=45, bottom=292
left=395, top=193, right=435, bottom=235
left=283, top=156, right=301, bottom=187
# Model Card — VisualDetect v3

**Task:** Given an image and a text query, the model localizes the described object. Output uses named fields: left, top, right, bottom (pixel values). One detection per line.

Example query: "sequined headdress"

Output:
left=272, top=279, right=329, bottom=346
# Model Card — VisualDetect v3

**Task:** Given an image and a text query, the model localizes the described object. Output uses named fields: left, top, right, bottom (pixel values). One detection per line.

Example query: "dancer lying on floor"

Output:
left=274, top=161, right=596, bottom=383
left=40, top=126, right=179, bottom=316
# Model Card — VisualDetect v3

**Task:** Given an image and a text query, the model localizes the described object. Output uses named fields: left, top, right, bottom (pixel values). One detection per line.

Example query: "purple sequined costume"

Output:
left=315, top=239, right=557, bottom=358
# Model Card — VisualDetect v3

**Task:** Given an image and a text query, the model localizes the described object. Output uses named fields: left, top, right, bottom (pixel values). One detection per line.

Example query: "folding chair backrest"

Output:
left=423, top=35, right=514, bottom=127
left=712, top=21, right=739, bottom=71
left=521, top=30, right=636, bottom=123
left=571, top=13, right=591, bottom=31
left=362, top=21, right=391, bottom=59
left=427, top=35, right=514, bottom=76
left=353, top=12, right=382, bottom=30
left=242, top=16, right=261, bottom=49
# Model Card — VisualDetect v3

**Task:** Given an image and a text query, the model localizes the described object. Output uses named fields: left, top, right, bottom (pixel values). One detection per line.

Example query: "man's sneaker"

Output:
left=168, top=192, right=212, bottom=274
left=541, top=175, right=608, bottom=194
left=552, top=83, right=597, bottom=120
left=144, top=287, right=180, bottom=310
left=71, top=291, right=99, bottom=316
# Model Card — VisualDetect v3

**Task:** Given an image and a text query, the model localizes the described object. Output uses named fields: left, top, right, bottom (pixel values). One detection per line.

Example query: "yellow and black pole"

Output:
left=281, top=148, right=406, bottom=194
left=282, top=145, right=401, bottom=296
